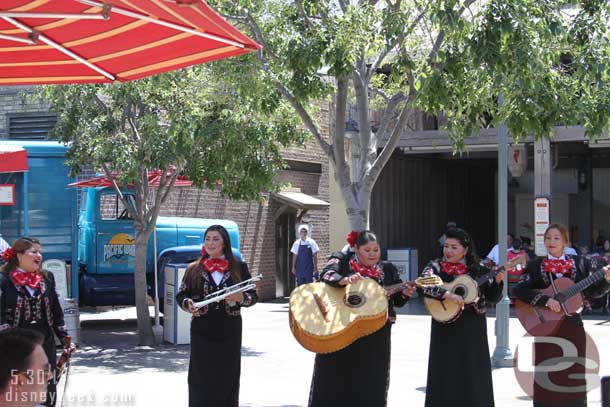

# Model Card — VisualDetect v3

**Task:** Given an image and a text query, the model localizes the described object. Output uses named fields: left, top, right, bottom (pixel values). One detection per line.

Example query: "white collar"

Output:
left=547, top=253, right=566, bottom=260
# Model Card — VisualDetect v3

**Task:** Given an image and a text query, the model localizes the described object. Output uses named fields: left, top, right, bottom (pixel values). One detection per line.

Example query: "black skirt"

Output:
left=308, top=322, right=392, bottom=407
left=188, top=309, right=242, bottom=407
left=425, top=308, right=495, bottom=407
left=531, top=317, right=587, bottom=407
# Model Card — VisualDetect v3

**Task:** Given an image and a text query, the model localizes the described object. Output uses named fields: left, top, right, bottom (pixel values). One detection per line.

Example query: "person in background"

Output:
left=484, top=232, right=515, bottom=267
left=176, top=225, right=258, bottom=407
left=520, top=237, right=536, bottom=261
left=290, top=226, right=319, bottom=285
left=593, top=236, right=606, bottom=255
left=0, top=328, right=49, bottom=407
left=0, top=238, right=68, bottom=407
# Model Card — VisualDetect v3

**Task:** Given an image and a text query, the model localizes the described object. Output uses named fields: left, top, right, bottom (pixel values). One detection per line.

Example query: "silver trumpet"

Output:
left=193, top=274, right=263, bottom=309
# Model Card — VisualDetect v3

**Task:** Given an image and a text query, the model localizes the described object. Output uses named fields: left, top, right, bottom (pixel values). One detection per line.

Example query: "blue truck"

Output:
left=0, top=140, right=240, bottom=307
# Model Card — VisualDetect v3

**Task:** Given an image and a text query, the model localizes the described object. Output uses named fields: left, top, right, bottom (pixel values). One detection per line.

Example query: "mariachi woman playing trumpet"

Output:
left=176, top=225, right=258, bottom=407
left=308, top=230, right=416, bottom=407
left=421, top=227, right=504, bottom=407
left=513, top=223, right=610, bottom=407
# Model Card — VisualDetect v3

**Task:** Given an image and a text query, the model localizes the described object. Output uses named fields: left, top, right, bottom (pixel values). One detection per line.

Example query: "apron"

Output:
left=296, top=241, right=314, bottom=285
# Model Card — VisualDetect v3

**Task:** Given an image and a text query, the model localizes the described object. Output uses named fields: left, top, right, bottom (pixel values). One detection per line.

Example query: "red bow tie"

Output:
left=440, top=261, right=468, bottom=276
left=203, top=257, right=229, bottom=273
left=10, top=270, right=43, bottom=289
left=543, top=259, right=574, bottom=275
left=349, top=259, right=381, bottom=279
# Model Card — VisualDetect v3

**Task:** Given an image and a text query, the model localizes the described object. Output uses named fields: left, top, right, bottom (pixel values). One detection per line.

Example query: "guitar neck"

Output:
left=384, top=281, right=413, bottom=296
left=562, top=268, right=606, bottom=299
left=476, top=265, right=504, bottom=286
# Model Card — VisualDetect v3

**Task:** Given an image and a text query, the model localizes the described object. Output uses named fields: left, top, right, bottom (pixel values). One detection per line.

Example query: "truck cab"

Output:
left=78, top=186, right=240, bottom=306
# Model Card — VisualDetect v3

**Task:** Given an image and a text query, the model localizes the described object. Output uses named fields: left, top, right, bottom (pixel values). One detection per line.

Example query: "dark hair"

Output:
left=443, top=228, right=480, bottom=266
left=355, top=230, right=378, bottom=248
left=0, top=328, right=44, bottom=391
left=596, top=235, right=606, bottom=247
left=183, top=225, right=241, bottom=292
left=0, top=237, right=42, bottom=274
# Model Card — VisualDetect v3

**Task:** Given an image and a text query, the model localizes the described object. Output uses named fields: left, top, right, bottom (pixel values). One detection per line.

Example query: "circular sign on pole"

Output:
left=534, top=197, right=550, bottom=256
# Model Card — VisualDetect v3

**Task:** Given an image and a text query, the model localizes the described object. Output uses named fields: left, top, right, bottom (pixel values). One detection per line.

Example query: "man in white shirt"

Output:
left=485, top=233, right=515, bottom=265
left=290, top=226, right=319, bottom=285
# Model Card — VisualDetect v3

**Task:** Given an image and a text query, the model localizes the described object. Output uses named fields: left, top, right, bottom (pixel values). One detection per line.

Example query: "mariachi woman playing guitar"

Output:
left=420, top=227, right=505, bottom=407
left=513, top=223, right=610, bottom=407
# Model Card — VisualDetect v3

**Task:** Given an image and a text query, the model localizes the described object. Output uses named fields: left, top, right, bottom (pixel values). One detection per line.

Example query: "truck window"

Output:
left=99, top=193, right=136, bottom=221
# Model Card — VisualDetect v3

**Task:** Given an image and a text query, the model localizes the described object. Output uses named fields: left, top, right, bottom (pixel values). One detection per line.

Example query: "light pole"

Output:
left=492, top=93, right=513, bottom=367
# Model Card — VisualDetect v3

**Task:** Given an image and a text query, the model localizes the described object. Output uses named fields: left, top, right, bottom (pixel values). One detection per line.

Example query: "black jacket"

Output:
left=0, top=270, right=67, bottom=340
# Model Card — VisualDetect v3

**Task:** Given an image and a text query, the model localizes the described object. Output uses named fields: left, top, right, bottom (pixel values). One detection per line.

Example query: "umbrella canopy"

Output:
left=0, top=145, right=28, bottom=173
left=68, top=169, right=193, bottom=188
left=0, top=0, right=260, bottom=85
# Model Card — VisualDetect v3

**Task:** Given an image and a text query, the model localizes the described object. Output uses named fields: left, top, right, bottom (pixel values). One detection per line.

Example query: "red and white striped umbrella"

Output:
left=0, top=0, right=260, bottom=85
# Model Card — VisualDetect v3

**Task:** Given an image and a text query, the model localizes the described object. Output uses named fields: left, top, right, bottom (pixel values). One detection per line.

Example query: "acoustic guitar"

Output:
left=423, top=257, right=525, bottom=323
left=289, top=275, right=442, bottom=354
left=515, top=265, right=608, bottom=336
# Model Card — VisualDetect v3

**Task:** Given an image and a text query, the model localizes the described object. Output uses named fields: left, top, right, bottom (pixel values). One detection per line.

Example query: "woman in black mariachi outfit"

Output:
left=0, top=237, right=68, bottom=407
left=176, top=225, right=258, bottom=407
left=308, top=230, right=416, bottom=407
left=513, top=223, right=610, bottom=407
left=421, top=227, right=504, bottom=407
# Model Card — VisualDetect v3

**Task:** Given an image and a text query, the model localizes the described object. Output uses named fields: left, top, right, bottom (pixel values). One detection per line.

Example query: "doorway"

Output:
left=275, top=211, right=296, bottom=297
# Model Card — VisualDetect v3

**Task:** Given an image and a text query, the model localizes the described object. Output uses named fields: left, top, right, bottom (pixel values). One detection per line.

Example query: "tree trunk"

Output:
left=340, top=183, right=371, bottom=231
left=134, top=232, right=154, bottom=346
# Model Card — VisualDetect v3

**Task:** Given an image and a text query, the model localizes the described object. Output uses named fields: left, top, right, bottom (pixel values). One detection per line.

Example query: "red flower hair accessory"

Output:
left=346, top=230, right=359, bottom=248
left=200, top=246, right=208, bottom=258
left=1, top=247, right=16, bottom=262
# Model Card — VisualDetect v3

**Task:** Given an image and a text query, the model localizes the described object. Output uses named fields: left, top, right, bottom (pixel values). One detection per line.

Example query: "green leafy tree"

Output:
left=209, top=0, right=610, bottom=230
left=41, top=65, right=304, bottom=346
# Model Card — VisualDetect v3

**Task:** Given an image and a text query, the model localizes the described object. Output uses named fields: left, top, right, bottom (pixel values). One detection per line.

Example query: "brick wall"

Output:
left=0, top=86, right=49, bottom=137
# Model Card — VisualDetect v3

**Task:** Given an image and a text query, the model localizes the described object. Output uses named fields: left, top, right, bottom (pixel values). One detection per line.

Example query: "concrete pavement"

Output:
left=56, top=300, right=610, bottom=406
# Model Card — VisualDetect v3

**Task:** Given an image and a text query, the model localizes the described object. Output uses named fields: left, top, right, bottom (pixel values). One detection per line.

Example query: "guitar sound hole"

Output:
left=454, top=286, right=466, bottom=298
left=344, top=292, right=366, bottom=308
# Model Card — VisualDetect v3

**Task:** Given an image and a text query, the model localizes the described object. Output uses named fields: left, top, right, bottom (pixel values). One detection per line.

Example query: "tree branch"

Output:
left=295, top=0, right=315, bottom=28
left=367, top=69, right=416, bottom=186
left=101, top=163, right=135, bottom=220
left=367, top=5, right=430, bottom=82
left=250, top=15, right=332, bottom=157
left=427, top=0, right=477, bottom=65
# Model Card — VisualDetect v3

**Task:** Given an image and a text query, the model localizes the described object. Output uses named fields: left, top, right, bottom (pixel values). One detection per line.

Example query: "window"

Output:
left=99, top=193, right=136, bottom=221
left=7, top=112, right=58, bottom=140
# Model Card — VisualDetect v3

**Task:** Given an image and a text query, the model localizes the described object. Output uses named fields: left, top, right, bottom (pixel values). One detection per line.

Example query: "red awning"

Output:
left=0, top=145, right=28, bottom=173
left=68, top=169, right=192, bottom=188
left=0, top=0, right=260, bottom=85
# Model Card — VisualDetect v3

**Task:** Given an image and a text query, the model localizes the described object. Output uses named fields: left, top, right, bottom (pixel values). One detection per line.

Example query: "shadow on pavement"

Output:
left=73, top=319, right=264, bottom=375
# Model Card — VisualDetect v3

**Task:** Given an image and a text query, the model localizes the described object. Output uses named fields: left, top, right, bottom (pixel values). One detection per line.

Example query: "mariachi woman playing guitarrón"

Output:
left=176, top=225, right=258, bottom=407
left=421, top=227, right=504, bottom=407
left=308, top=230, right=416, bottom=407
left=513, top=223, right=610, bottom=407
